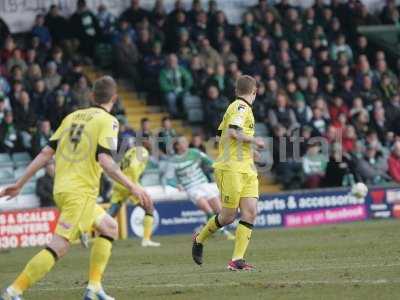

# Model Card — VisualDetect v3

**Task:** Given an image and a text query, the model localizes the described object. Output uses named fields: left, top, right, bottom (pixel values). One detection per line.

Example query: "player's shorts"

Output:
left=214, top=169, right=259, bottom=209
left=54, top=193, right=106, bottom=241
left=186, top=182, right=220, bottom=204
left=110, top=187, right=140, bottom=206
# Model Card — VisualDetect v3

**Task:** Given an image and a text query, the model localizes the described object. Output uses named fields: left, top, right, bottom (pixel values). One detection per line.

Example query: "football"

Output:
left=351, top=182, right=369, bottom=199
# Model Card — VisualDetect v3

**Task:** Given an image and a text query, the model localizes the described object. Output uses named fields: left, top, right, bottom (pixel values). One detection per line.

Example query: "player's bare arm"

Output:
left=98, top=152, right=150, bottom=206
left=227, top=128, right=265, bottom=149
left=0, top=146, right=55, bottom=200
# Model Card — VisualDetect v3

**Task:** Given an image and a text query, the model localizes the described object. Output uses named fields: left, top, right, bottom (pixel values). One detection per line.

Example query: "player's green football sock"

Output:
left=232, top=220, right=253, bottom=260
left=196, top=215, right=221, bottom=243
left=143, top=213, right=154, bottom=241
left=12, top=248, right=57, bottom=294
left=89, top=235, right=113, bottom=288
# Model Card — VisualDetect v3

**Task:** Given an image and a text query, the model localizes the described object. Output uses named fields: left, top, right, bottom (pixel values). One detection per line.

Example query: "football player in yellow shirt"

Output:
left=108, top=138, right=160, bottom=247
left=0, top=76, right=150, bottom=300
left=192, top=75, right=265, bottom=271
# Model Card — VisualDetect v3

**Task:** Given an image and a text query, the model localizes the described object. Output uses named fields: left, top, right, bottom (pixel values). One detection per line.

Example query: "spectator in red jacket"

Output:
left=388, top=141, right=400, bottom=183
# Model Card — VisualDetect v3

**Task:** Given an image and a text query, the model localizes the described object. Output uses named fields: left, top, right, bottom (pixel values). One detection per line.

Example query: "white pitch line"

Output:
left=32, top=279, right=400, bottom=292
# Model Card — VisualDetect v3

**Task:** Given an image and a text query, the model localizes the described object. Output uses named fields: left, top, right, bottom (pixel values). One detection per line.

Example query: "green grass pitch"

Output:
left=1, top=220, right=399, bottom=300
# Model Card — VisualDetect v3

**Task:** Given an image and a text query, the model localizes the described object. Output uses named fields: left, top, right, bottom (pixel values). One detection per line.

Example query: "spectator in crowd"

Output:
left=43, top=61, right=62, bottom=92
left=36, top=161, right=55, bottom=207
left=97, top=4, right=117, bottom=39
left=0, top=111, right=21, bottom=153
left=268, top=91, right=297, bottom=130
left=0, top=17, right=10, bottom=46
left=114, top=33, right=140, bottom=87
left=388, top=141, right=400, bottom=183
left=69, top=0, right=100, bottom=57
left=302, top=142, right=328, bottom=188
left=158, top=116, right=177, bottom=155
left=356, top=141, right=390, bottom=185
left=13, top=91, right=37, bottom=148
left=159, top=54, right=193, bottom=118
left=138, top=117, right=153, bottom=137
left=45, top=5, right=69, bottom=45
left=46, top=90, right=72, bottom=129
left=32, top=14, right=52, bottom=48
left=324, top=143, right=354, bottom=187
left=71, top=75, right=91, bottom=108
left=189, top=133, right=207, bottom=153
left=31, top=120, right=52, bottom=157
left=204, top=85, right=229, bottom=137
left=120, top=0, right=149, bottom=28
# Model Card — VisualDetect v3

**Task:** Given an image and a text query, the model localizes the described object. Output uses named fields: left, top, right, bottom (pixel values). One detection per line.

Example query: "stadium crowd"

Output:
left=1, top=0, right=400, bottom=196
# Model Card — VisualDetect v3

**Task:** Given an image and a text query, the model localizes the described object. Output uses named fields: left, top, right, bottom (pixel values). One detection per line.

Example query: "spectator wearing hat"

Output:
left=293, top=92, right=312, bottom=126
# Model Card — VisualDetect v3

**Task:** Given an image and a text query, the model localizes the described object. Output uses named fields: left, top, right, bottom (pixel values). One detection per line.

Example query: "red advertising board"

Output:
left=0, top=208, right=59, bottom=249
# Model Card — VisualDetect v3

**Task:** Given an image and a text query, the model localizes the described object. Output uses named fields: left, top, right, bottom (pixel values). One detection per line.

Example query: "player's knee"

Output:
left=218, top=213, right=236, bottom=226
left=143, top=200, right=154, bottom=214
left=47, top=235, right=70, bottom=258
left=97, top=215, right=119, bottom=240
left=241, top=207, right=257, bottom=223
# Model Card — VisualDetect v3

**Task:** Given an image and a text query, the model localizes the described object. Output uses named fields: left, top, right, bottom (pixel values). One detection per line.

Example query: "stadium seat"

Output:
left=255, top=123, right=268, bottom=137
left=140, top=170, right=161, bottom=186
left=12, top=152, right=31, bottom=167
left=187, top=108, right=204, bottom=123
left=0, top=153, right=13, bottom=168
left=183, top=95, right=202, bottom=110
left=0, top=167, right=15, bottom=183
left=21, top=182, right=36, bottom=195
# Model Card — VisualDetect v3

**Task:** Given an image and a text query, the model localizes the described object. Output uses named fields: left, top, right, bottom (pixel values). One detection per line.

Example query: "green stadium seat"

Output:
left=140, top=170, right=161, bottom=186
left=12, top=152, right=31, bottom=167
left=0, top=153, right=13, bottom=168
left=0, top=167, right=14, bottom=181
left=255, top=123, right=268, bottom=137
left=21, top=182, right=36, bottom=195
left=187, top=108, right=204, bottom=123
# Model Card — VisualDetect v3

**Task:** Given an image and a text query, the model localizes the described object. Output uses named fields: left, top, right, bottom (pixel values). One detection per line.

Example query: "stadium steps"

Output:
left=83, top=67, right=281, bottom=193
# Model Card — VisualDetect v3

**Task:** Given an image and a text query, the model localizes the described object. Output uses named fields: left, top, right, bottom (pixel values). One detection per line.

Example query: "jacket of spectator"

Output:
left=45, top=5, right=69, bottom=43
left=0, top=111, right=21, bottom=153
left=388, top=142, right=400, bottom=183
left=31, top=120, right=52, bottom=157
left=355, top=145, right=390, bottom=184
left=36, top=163, right=55, bottom=207
left=13, top=91, right=37, bottom=132
left=204, top=85, right=229, bottom=136
left=159, top=59, right=193, bottom=94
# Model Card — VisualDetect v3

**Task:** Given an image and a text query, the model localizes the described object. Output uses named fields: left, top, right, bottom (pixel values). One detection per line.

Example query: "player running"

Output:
left=163, top=136, right=235, bottom=240
left=0, top=76, right=150, bottom=300
left=107, top=138, right=160, bottom=247
left=192, top=75, right=265, bottom=271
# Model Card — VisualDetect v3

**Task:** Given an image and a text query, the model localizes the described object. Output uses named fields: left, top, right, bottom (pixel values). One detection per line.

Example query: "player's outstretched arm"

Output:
left=98, top=153, right=150, bottom=206
left=0, top=146, right=55, bottom=200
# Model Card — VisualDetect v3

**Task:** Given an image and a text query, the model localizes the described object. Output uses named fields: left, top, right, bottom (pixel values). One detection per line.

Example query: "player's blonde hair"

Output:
left=93, top=75, right=117, bottom=104
left=235, top=75, right=257, bottom=96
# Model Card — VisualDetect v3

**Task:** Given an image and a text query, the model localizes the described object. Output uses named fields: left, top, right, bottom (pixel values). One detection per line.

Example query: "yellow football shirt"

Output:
left=113, top=146, right=149, bottom=193
left=213, top=98, right=256, bottom=174
left=49, top=106, right=119, bottom=198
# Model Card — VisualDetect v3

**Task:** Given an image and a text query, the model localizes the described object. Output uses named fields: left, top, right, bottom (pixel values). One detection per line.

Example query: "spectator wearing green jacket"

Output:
left=159, top=53, right=193, bottom=118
